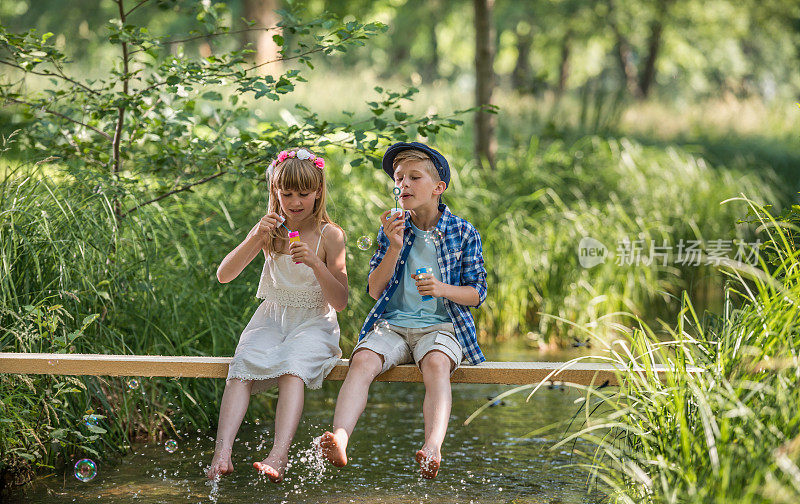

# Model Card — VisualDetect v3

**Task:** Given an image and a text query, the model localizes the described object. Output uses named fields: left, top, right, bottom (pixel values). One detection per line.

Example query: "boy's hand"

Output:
left=412, top=272, right=446, bottom=298
left=289, top=239, right=322, bottom=269
left=255, top=212, right=283, bottom=238
left=380, top=210, right=405, bottom=250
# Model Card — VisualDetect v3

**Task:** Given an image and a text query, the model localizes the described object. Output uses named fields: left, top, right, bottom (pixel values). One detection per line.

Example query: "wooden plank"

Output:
left=0, top=353, right=703, bottom=385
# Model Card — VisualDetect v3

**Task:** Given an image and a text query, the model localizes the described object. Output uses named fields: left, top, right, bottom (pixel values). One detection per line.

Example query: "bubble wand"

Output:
left=390, top=187, right=403, bottom=219
left=270, top=207, right=301, bottom=264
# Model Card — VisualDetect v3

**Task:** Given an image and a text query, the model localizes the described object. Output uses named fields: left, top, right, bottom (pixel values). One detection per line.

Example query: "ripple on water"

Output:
left=7, top=381, right=604, bottom=503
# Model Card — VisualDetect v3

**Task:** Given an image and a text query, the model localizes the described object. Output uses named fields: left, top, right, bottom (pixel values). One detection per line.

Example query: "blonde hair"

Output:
left=264, top=148, right=340, bottom=256
left=392, top=150, right=440, bottom=182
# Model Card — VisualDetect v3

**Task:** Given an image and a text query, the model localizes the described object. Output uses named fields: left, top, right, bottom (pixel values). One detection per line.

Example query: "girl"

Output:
left=207, top=148, right=348, bottom=482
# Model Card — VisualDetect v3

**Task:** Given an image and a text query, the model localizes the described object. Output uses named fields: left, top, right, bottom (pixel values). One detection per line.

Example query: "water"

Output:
left=7, top=349, right=605, bottom=503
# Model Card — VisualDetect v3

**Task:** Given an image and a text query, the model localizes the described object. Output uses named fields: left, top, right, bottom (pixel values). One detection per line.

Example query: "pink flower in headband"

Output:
left=269, top=148, right=324, bottom=178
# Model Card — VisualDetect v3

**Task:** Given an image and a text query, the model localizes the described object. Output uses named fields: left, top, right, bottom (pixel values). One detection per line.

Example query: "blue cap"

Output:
left=381, top=142, right=450, bottom=187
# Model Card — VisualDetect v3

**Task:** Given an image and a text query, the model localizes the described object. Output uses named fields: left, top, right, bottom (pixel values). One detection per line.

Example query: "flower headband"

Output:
left=268, top=148, right=325, bottom=180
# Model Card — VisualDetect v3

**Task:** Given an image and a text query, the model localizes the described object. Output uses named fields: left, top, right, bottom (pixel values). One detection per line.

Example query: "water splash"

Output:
left=205, top=473, right=220, bottom=503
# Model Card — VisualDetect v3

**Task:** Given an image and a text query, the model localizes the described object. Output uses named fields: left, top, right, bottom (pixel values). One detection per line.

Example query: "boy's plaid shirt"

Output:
left=358, top=203, right=487, bottom=365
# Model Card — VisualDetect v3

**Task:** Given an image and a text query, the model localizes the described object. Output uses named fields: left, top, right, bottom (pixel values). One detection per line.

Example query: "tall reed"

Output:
left=521, top=197, right=800, bottom=503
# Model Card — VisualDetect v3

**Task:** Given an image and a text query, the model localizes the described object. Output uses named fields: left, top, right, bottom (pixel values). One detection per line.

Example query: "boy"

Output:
left=319, top=141, right=487, bottom=479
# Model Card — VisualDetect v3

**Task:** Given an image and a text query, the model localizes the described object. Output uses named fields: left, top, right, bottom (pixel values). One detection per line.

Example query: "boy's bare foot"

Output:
left=253, top=451, right=288, bottom=483
left=319, top=430, right=348, bottom=467
left=415, top=445, right=441, bottom=479
left=206, top=450, right=234, bottom=480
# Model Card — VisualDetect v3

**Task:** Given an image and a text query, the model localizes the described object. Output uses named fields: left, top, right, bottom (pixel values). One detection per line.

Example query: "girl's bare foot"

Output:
left=207, top=449, right=234, bottom=480
left=415, top=445, right=441, bottom=479
left=319, top=430, right=348, bottom=467
left=253, top=451, right=288, bottom=483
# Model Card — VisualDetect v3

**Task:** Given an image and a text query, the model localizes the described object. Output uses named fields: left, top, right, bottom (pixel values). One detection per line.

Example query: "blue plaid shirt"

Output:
left=359, top=203, right=487, bottom=365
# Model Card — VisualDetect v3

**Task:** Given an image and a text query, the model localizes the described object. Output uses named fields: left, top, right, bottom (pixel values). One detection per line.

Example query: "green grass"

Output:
left=518, top=198, right=800, bottom=503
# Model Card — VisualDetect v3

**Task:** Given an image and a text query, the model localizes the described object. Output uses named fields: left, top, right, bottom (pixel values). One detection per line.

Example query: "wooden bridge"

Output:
left=0, top=353, right=702, bottom=385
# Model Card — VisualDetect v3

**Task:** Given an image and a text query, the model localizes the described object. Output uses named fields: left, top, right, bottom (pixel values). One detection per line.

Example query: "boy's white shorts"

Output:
left=352, top=322, right=463, bottom=375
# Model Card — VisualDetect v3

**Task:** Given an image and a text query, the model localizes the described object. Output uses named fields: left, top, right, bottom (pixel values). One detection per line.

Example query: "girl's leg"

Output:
left=253, top=374, right=305, bottom=482
left=207, top=379, right=253, bottom=479
left=416, top=350, right=453, bottom=479
left=320, top=349, right=383, bottom=467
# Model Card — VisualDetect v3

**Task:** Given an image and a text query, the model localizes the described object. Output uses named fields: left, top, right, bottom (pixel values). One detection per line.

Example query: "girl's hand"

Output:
left=412, top=272, right=446, bottom=298
left=380, top=210, right=405, bottom=250
left=289, top=239, right=322, bottom=269
left=255, top=212, right=283, bottom=238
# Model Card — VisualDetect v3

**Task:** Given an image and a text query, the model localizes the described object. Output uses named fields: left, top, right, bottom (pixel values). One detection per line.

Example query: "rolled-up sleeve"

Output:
left=366, top=225, right=389, bottom=293
left=460, top=226, right=487, bottom=307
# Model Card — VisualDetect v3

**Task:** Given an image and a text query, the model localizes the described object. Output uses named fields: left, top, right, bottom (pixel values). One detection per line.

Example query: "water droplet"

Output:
left=164, top=439, right=178, bottom=453
left=356, top=235, right=372, bottom=251
left=74, top=459, right=97, bottom=482
left=127, top=379, right=139, bottom=390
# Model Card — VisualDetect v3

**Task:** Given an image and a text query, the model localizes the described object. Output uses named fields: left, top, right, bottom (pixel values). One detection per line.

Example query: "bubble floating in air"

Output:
left=165, top=439, right=178, bottom=453
left=127, top=379, right=139, bottom=390
left=357, top=235, right=372, bottom=251
left=74, top=459, right=97, bottom=482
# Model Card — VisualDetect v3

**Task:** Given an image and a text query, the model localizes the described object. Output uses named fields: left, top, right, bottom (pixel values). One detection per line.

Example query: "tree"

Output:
left=473, top=0, right=497, bottom=169
left=0, top=0, right=468, bottom=228
left=242, top=0, right=282, bottom=75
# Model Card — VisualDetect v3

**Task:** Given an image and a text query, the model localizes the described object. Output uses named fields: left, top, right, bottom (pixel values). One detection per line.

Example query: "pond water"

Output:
left=7, top=348, right=606, bottom=503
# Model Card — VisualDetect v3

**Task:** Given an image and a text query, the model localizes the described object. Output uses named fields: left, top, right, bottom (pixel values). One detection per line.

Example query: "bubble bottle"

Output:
left=416, top=267, right=434, bottom=301
left=288, top=230, right=301, bottom=264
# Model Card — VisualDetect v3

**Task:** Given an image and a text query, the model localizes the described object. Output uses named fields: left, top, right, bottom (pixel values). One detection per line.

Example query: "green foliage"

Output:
left=0, top=0, right=467, bottom=221
left=521, top=197, right=800, bottom=503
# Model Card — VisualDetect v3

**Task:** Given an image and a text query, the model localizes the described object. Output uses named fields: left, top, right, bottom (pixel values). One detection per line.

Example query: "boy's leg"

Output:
left=320, top=348, right=384, bottom=467
left=254, top=374, right=304, bottom=482
left=208, top=379, right=253, bottom=479
left=417, top=350, right=454, bottom=479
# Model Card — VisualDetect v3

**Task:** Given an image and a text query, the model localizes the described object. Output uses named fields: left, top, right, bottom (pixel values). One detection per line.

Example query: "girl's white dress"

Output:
left=227, top=224, right=342, bottom=394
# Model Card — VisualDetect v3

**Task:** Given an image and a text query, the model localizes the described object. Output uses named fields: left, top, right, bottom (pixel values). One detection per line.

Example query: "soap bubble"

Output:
left=375, top=319, right=391, bottom=333
left=74, top=459, right=97, bottom=482
left=356, top=235, right=372, bottom=251
left=433, top=229, right=444, bottom=242
left=84, top=414, right=100, bottom=428
left=392, top=187, right=401, bottom=196
left=164, top=439, right=178, bottom=453
left=127, top=379, right=139, bottom=390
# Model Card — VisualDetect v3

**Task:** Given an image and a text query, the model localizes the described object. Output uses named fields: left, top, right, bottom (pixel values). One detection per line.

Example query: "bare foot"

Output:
left=319, top=430, right=348, bottom=467
left=415, top=445, right=441, bottom=479
left=206, top=449, right=234, bottom=480
left=253, top=451, right=288, bottom=483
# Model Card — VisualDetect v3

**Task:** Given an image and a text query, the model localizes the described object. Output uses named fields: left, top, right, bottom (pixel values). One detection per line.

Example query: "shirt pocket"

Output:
left=446, top=248, right=462, bottom=284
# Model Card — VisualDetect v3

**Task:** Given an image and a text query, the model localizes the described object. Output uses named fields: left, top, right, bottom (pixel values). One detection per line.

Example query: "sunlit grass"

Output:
left=516, top=197, right=800, bottom=503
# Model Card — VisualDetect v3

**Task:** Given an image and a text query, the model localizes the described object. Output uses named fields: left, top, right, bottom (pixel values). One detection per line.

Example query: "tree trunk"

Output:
left=557, top=29, right=572, bottom=96
left=639, top=0, right=671, bottom=98
left=607, top=0, right=641, bottom=98
left=426, top=0, right=440, bottom=81
left=511, top=26, right=532, bottom=91
left=615, top=34, right=640, bottom=97
left=243, top=0, right=282, bottom=75
left=473, top=0, right=497, bottom=170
